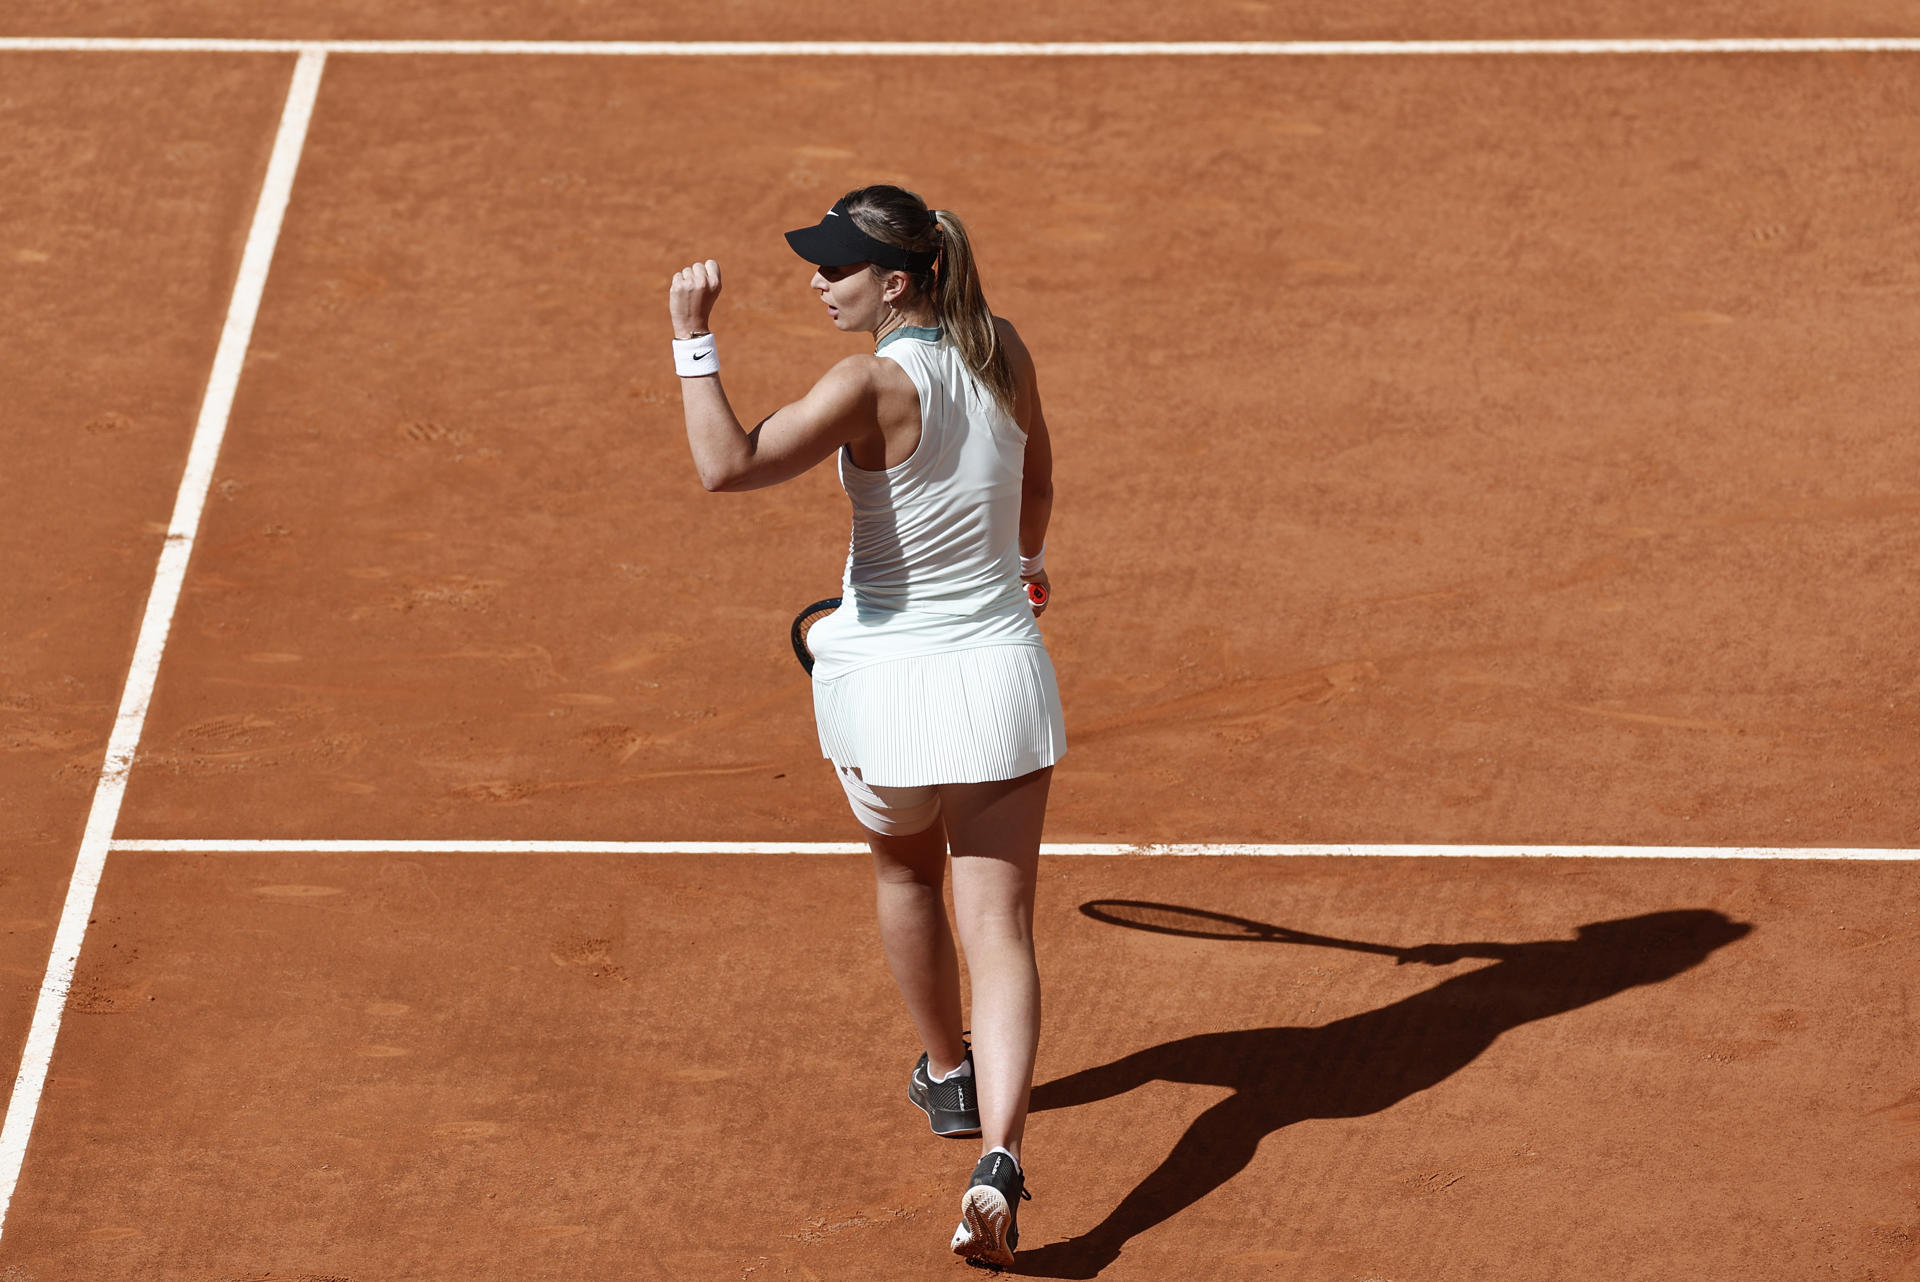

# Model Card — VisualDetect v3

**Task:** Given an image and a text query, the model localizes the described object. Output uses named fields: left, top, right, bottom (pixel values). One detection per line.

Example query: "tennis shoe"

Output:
left=908, top=1048, right=980, bottom=1137
left=951, top=1148, right=1030, bottom=1269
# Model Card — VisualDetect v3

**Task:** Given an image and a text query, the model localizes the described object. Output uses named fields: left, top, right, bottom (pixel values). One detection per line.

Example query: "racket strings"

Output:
left=790, top=597, right=842, bottom=675
left=797, top=604, right=837, bottom=638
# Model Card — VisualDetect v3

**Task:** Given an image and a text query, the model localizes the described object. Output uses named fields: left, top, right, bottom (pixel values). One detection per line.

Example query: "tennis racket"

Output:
left=1081, top=899, right=1414, bottom=961
left=790, top=597, right=841, bottom=675
left=791, top=584, right=1049, bottom=675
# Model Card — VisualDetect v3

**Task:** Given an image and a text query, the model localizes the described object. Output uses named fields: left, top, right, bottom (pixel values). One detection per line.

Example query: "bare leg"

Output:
left=866, top=816, right=968, bottom=1078
left=943, top=766, right=1051, bottom=1164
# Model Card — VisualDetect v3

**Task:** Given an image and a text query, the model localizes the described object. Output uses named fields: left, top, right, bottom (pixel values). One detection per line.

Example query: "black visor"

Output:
left=785, top=198, right=937, bottom=272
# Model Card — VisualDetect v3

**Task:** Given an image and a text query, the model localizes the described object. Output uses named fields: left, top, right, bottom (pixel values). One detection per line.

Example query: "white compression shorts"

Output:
left=834, top=763, right=942, bottom=836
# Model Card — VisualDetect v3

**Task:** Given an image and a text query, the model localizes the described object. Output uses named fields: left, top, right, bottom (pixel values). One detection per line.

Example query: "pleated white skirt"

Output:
left=812, top=642, right=1067, bottom=787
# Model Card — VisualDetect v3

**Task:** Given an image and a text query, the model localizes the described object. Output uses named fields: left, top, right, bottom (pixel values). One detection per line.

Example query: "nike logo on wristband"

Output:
left=693, top=351, right=711, bottom=361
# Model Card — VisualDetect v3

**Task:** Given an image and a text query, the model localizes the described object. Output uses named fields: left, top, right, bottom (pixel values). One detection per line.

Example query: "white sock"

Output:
left=985, top=1145, right=1019, bottom=1171
left=931, top=1055, right=973, bottom=1083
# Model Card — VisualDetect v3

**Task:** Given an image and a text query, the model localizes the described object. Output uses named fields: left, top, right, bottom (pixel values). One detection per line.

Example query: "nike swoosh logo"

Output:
left=693, top=351, right=711, bottom=361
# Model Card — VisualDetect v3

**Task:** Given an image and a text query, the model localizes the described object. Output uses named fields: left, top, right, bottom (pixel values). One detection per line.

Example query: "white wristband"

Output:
left=1020, top=546, right=1045, bottom=577
left=673, top=333, right=719, bottom=376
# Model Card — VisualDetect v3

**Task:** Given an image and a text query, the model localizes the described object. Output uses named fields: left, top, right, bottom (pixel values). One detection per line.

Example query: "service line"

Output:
left=0, top=49, right=327, bottom=1239
left=1, top=37, right=1919, bottom=56
left=109, top=839, right=1920, bottom=859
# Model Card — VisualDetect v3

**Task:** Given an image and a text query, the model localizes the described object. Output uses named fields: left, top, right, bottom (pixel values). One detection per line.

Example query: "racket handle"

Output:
left=1026, top=582, right=1048, bottom=607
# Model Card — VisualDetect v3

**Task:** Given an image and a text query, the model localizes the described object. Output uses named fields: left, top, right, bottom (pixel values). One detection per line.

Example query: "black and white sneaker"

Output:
left=908, top=1049, right=980, bottom=1137
left=951, top=1148, right=1030, bottom=1269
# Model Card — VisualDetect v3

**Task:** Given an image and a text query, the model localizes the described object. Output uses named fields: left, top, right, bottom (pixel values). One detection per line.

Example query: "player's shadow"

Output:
left=1010, top=907, right=1752, bottom=1278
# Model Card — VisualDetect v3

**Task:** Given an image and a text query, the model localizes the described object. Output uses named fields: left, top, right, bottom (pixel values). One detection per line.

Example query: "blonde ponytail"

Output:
left=842, top=186, right=1017, bottom=416
left=928, top=209, right=1016, bottom=415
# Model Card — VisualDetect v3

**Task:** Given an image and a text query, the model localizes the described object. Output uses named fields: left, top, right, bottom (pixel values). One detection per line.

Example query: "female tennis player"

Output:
left=669, top=185, right=1061, bottom=1269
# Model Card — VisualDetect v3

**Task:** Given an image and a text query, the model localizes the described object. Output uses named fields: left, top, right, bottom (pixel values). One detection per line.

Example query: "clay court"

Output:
left=4, top=9, right=1920, bottom=1280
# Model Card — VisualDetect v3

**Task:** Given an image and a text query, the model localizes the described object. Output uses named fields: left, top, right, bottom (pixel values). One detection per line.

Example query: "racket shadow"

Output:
left=1009, top=905, right=1752, bottom=1278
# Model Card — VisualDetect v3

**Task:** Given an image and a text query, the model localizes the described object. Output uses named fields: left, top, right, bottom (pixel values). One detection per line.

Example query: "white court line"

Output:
left=2, top=37, right=1919, bottom=56
left=109, top=838, right=1919, bottom=859
left=0, top=48, right=327, bottom=1239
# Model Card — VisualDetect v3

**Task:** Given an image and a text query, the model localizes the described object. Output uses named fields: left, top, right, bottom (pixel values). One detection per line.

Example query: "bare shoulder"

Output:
left=825, top=351, right=887, bottom=383
left=811, top=352, right=892, bottom=402
left=842, top=349, right=919, bottom=399
left=993, top=317, right=1040, bottom=410
left=992, top=315, right=1035, bottom=371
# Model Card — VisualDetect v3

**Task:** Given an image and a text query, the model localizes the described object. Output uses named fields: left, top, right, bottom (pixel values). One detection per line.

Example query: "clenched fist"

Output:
left=670, top=259, right=723, bottom=339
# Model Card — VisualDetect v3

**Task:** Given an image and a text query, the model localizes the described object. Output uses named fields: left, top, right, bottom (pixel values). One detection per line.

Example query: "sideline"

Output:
left=3, top=37, right=1920, bottom=56
left=0, top=49, right=328, bottom=1237
left=109, top=839, right=1920, bottom=859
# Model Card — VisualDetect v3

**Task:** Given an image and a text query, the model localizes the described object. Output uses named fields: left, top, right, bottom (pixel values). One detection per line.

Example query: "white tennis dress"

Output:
left=808, top=325, right=1066, bottom=787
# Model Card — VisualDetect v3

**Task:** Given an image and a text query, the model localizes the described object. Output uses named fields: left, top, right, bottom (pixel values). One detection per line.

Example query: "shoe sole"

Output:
left=951, top=1185, right=1014, bottom=1268
left=907, top=1086, right=981, bottom=1137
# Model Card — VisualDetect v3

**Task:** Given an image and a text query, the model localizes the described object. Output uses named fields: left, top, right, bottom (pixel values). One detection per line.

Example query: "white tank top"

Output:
left=808, top=325, right=1042, bottom=680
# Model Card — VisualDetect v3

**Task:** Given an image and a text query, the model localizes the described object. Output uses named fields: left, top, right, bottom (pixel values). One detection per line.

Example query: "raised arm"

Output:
left=669, top=259, right=880, bottom=493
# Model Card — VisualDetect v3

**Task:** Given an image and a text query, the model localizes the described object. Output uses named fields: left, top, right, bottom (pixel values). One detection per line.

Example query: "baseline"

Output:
left=4, top=37, right=1920, bottom=56
left=0, top=49, right=328, bottom=1234
left=110, top=839, right=1920, bottom=860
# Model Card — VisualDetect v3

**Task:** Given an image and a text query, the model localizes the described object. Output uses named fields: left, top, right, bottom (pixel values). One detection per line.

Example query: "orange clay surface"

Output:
left=6, top=0, right=1920, bottom=43
left=7, top=854, right=1917, bottom=1280
left=4, top=43, right=1920, bottom=1282
left=100, top=53, right=1920, bottom=848
left=0, top=51, right=292, bottom=1133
